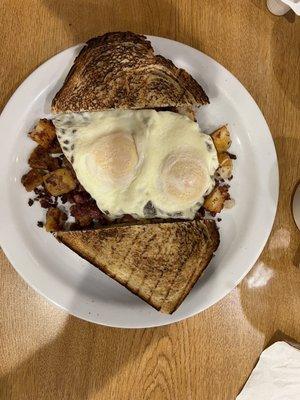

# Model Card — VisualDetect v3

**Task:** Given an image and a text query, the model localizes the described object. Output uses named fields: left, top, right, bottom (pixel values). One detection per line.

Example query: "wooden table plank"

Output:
left=0, top=1, right=299, bottom=399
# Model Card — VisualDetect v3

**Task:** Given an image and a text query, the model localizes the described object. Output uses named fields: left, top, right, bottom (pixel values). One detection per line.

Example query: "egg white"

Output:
left=53, top=110, right=218, bottom=219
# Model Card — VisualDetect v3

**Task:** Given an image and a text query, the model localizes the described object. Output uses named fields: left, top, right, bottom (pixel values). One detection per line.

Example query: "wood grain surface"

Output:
left=0, top=1, right=299, bottom=399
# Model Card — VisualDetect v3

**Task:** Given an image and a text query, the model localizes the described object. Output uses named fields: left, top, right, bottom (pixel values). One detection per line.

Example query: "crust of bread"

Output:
left=52, top=32, right=209, bottom=113
left=55, top=219, right=219, bottom=314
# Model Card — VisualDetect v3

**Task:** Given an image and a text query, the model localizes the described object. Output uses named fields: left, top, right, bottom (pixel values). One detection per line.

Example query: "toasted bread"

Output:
left=52, top=32, right=209, bottom=114
left=55, top=219, right=219, bottom=314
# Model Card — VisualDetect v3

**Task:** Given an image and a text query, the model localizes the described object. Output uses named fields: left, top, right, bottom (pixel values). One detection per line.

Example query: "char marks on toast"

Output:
left=55, top=219, right=219, bottom=313
left=52, top=32, right=209, bottom=113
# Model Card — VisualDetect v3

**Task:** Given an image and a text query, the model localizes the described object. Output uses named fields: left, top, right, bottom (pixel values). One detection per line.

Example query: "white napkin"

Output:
left=236, top=341, right=300, bottom=400
left=267, top=0, right=300, bottom=15
left=281, top=0, right=300, bottom=15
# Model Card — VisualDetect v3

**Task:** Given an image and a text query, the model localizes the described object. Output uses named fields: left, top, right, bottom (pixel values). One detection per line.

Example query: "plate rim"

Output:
left=0, top=35, right=279, bottom=328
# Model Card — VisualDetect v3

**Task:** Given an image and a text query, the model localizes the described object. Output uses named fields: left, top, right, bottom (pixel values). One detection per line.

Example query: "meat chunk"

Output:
left=217, top=152, right=233, bottom=180
left=211, top=125, right=232, bottom=152
left=70, top=200, right=105, bottom=227
left=48, top=138, right=62, bottom=154
left=21, top=169, right=46, bottom=192
left=203, top=186, right=230, bottom=214
left=60, top=155, right=77, bottom=178
left=28, top=145, right=60, bottom=171
left=72, top=191, right=91, bottom=204
left=43, top=168, right=77, bottom=196
left=194, top=207, right=205, bottom=220
left=117, top=214, right=137, bottom=224
left=45, top=207, right=67, bottom=232
left=29, top=119, right=56, bottom=148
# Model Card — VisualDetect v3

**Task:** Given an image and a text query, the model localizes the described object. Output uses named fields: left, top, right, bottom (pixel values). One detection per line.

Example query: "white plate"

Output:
left=0, top=36, right=279, bottom=328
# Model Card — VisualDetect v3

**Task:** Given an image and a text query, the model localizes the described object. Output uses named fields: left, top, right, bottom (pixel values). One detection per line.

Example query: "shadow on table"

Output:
left=250, top=0, right=296, bottom=21
left=41, top=0, right=180, bottom=43
left=238, top=136, right=300, bottom=347
left=266, top=330, right=300, bottom=349
left=271, top=10, right=299, bottom=109
left=0, top=268, right=171, bottom=399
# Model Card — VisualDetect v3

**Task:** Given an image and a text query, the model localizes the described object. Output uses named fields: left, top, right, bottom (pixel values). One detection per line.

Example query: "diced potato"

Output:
left=203, top=186, right=230, bottom=214
left=45, top=207, right=67, bottom=232
left=29, top=119, right=56, bottom=148
left=21, top=169, right=46, bottom=192
left=43, top=168, right=76, bottom=196
left=28, top=145, right=60, bottom=171
left=211, top=125, right=232, bottom=152
left=217, top=152, right=233, bottom=179
left=28, top=145, right=49, bottom=169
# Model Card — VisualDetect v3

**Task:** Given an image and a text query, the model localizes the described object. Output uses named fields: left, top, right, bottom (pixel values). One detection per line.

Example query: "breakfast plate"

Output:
left=0, top=36, right=279, bottom=328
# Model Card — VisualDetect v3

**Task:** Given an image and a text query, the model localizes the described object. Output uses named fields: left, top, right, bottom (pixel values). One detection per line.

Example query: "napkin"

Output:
left=267, top=0, right=300, bottom=15
left=236, top=341, right=300, bottom=400
left=281, top=0, right=300, bottom=14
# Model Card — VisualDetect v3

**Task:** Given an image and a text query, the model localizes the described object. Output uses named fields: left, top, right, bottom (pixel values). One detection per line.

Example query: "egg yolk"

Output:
left=86, top=131, right=138, bottom=184
left=161, top=152, right=209, bottom=205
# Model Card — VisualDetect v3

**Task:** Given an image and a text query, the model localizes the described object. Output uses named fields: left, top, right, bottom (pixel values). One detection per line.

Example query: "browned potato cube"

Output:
left=217, top=152, right=233, bottom=179
left=28, top=145, right=49, bottom=169
left=43, top=168, right=76, bottom=196
left=28, top=145, right=60, bottom=171
left=211, top=125, right=232, bottom=152
left=29, top=119, right=56, bottom=148
left=203, top=186, right=230, bottom=214
left=21, top=169, right=46, bottom=192
left=45, top=207, right=67, bottom=232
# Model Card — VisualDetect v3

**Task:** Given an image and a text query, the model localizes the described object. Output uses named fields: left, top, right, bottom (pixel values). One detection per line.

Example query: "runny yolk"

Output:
left=161, top=153, right=208, bottom=205
left=87, top=131, right=139, bottom=183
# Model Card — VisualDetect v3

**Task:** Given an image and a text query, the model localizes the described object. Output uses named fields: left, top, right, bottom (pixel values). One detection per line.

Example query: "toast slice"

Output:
left=52, top=32, right=209, bottom=114
left=55, top=219, right=219, bottom=314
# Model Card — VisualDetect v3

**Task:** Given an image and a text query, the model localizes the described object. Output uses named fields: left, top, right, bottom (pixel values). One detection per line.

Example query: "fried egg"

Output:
left=53, top=110, right=218, bottom=219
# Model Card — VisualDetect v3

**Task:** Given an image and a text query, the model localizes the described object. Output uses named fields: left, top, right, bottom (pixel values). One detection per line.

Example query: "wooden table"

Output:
left=0, top=1, right=299, bottom=399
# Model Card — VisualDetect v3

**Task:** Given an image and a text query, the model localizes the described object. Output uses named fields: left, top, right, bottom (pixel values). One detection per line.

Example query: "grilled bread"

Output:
left=56, top=219, right=219, bottom=314
left=51, top=32, right=219, bottom=314
left=52, top=31, right=209, bottom=114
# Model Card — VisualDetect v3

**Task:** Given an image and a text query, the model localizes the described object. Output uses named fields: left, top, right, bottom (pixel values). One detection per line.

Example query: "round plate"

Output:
left=0, top=36, right=279, bottom=328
